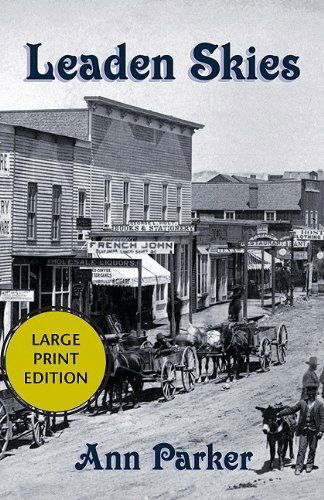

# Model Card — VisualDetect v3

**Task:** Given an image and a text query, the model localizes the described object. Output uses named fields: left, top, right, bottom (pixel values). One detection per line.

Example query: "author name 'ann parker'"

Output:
left=75, top=443, right=253, bottom=471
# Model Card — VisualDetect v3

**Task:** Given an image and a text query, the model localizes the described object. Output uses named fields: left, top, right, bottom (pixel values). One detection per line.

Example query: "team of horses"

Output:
left=88, top=320, right=254, bottom=414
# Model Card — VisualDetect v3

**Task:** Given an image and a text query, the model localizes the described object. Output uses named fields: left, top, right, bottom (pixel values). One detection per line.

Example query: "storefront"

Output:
left=85, top=221, right=194, bottom=327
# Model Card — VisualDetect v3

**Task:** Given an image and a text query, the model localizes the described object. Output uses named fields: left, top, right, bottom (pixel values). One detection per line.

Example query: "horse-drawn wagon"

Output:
left=0, top=383, right=46, bottom=460
left=134, top=341, right=197, bottom=401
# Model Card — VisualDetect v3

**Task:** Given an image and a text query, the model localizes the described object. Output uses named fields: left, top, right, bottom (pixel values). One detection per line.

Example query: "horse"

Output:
left=221, top=322, right=251, bottom=382
left=186, top=324, right=223, bottom=383
left=256, top=405, right=296, bottom=471
left=89, top=336, right=143, bottom=414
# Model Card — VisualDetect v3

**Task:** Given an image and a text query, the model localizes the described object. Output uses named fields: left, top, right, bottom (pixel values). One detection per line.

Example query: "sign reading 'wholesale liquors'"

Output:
left=87, top=240, right=174, bottom=255
left=0, top=199, right=11, bottom=237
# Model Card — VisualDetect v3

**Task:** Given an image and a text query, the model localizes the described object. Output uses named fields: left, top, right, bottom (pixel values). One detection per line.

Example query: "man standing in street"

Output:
left=167, top=292, right=182, bottom=337
left=301, top=356, right=319, bottom=400
left=278, top=384, right=324, bottom=475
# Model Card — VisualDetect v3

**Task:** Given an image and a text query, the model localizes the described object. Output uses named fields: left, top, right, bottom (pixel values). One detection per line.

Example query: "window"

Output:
left=224, top=211, right=235, bottom=220
left=27, top=182, right=37, bottom=240
left=143, top=183, right=150, bottom=221
left=180, top=243, right=189, bottom=298
left=177, top=186, right=182, bottom=223
left=264, top=211, right=276, bottom=221
left=162, top=184, right=168, bottom=221
left=154, top=254, right=169, bottom=301
left=52, top=185, right=62, bottom=241
left=310, top=210, right=314, bottom=228
left=197, top=254, right=208, bottom=295
left=103, top=179, right=111, bottom=227
left=123, top=181, right=130, bottom=224
left=12, top=264, right=30, bottom=325
left=78, top=190, right=86, bottom=217
left=54, top=267, right=71, bottom=308
left=314, top=210, right=318, bottom=229
left=305, top=210, right=309, bottom=226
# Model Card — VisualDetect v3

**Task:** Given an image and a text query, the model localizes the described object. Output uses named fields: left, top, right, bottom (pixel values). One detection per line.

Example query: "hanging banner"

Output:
left=88, top=240, right=174, bottom=255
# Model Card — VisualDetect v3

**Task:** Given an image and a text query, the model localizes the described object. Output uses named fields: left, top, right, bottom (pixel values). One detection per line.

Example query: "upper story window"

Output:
left=176, top=186, right=182, bottom=224
left=27, top=182, right=37, bottom=241
left=224, top=211, right=235, bottom=220
left=103, top=179, right=111, bottom=227
left=264, top=211, right=276, bottom=222
left=162, top=184, right=168, bottom=221
left=143, top=182, right=150, bottom=221
left=52, top=185, right=62, bottom=242
left=123, top=181, right=130, bottom=225
left=305, top=210, right=309, bottom=226
left=78, top=189, right=86, bottom=217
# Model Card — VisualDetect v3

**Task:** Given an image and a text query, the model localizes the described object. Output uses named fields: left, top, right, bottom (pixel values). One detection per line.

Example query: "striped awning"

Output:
left=248, top=250, right=278, bottom=270
left=91, top=254, right=170, bottom=287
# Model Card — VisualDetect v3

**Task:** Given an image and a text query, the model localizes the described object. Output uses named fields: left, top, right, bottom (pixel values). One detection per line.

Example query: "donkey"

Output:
left=256, top=405, right=296, bottom=471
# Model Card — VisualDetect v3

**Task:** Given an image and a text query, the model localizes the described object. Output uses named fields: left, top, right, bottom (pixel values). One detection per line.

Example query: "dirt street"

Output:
left=1, top=296, right=324, bottom=499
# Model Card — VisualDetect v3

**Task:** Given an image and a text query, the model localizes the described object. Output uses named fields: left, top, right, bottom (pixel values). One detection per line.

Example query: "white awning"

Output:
left=248, top=250, right=279, bottom=270
left=91, top=253, right=170, bottom=287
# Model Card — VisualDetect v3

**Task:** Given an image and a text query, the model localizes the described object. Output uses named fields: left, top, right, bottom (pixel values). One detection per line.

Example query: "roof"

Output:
left=192, top=182, right=302, bottom=211
left=0, top=109, right=89, bottom=141
left=84, top=96, right=204, bottom=130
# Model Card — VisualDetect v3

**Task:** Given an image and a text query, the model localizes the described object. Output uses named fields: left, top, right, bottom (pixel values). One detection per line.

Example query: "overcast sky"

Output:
left=0, top=0, right=323, bottom=175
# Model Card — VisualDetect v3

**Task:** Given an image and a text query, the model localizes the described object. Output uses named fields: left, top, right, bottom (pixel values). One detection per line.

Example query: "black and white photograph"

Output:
left=0, top=0, right=324, bottom=498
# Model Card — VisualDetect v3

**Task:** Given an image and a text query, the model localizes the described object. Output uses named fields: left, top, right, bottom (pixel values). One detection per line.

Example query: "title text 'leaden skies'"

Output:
left=25, top=42, right=300, bottom=82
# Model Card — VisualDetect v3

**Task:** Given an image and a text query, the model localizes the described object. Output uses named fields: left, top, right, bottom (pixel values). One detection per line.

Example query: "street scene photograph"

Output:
left=0, top=0, right=324, bottom=499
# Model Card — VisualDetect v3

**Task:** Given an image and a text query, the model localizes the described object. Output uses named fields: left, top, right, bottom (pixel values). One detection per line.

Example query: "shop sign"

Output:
left=111, top=221, right=194, bottom=232
left=0, top=289, right=34, bottom=302
left=243, top=237, right=307, bottom=248
left=92, top=268, right=132, bottom=286
left=0, top=153, right=10, bottom=176
left=293, top=228, right=324, bottom=240
left=47, top=257, right=139, bottom=268
left=0, top=198, right=11, bottom=237
left=87, top=240, right=174, bottom=255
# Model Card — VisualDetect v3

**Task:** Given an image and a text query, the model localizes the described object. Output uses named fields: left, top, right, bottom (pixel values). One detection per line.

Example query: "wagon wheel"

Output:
left=31, top=411, right=46, bottom=446
left=276, top=323, right=288, bottom=365
left=259, top=338, right=272, bottom=372
left=0, top=399, right=10, bottom=460
left=181, top=347, right=196, bottom=392
left=140, top=340, right=153, bottom=349
left=161, top=360, right=177, bottom=401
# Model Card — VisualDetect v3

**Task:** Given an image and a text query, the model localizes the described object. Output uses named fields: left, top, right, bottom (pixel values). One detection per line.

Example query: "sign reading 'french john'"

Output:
left=88, top=240, right=174, bottom=255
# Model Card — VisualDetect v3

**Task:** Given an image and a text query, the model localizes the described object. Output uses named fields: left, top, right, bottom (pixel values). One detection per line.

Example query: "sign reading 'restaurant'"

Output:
left=111, top=221, right=194, bottom=232
left=88, top=240, right=174, bottom=255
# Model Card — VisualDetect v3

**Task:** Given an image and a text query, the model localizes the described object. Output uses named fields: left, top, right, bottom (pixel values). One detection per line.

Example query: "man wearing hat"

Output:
left=301, top=356, right=319, bottom=400
left=278, top=383, right=324, bottom=474
left=154, top=332, right=172, bottom=351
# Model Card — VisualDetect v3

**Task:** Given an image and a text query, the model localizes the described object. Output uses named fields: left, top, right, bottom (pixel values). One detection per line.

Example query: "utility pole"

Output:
left=243, top=229, right=249, bottom=319
left=261, top=247, right=265, bottom=308
left=290, top=232, right=294, bottom=306
left=271, top=246, right=276, bottom=314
